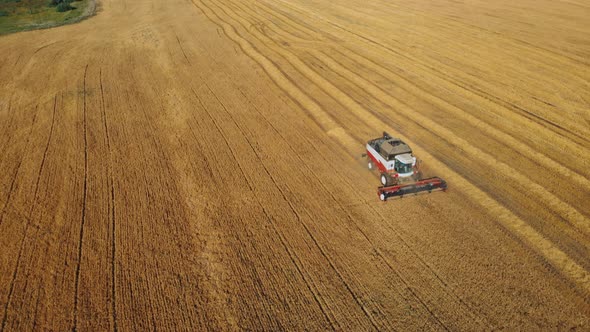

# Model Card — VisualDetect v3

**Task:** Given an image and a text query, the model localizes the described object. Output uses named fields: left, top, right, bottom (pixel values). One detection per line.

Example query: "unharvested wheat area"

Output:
left=1, top=0, right=589, bottom=330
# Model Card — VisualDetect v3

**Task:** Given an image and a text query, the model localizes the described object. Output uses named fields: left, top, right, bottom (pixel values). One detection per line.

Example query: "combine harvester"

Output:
left=364, top=132, right=447, bottom=201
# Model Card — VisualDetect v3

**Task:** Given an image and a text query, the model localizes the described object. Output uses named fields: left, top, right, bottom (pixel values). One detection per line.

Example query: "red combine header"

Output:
left=377, top=177, right=447, bottom=201
left=364, top=132, right=448, bottom=201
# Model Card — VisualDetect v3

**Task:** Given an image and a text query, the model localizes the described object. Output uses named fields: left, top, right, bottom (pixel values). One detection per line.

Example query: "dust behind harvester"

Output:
left=364, top=132, right=447, bottom=201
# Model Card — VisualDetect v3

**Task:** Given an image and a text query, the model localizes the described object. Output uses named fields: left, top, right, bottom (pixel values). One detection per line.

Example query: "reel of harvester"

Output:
left=377, top=177, right=447, bottom=201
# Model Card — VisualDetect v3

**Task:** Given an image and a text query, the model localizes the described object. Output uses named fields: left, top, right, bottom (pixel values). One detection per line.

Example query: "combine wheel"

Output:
left=379, top=193, right=386, bottom=201
left=380, top=174, right=391, bottom=186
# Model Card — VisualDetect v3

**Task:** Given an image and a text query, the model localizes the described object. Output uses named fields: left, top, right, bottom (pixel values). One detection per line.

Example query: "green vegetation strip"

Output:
left=0, top=0, right=95, bottom=35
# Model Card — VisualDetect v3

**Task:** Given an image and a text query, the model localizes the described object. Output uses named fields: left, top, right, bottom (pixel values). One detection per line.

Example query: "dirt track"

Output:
left=1, top=0, right=589, bottom=330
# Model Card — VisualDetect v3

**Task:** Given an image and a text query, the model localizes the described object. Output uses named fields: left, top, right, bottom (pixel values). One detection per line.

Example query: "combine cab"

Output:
left=364, top=132, right=448, bottom=201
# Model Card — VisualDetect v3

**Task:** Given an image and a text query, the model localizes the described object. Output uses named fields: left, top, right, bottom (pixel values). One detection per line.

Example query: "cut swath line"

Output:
left=0, top=96, right=16, bottom=159
left=176, top=34, right=191, bottom=65
left=73, top=64, right=89, bottom=332
left=99, top=68, right=118, bottom=331
left=191, top=0, right=590, bottom=295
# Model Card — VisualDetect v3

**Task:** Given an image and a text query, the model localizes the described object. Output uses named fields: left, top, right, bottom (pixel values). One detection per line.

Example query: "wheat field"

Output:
left=0, top=0, right=589, bottom=330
